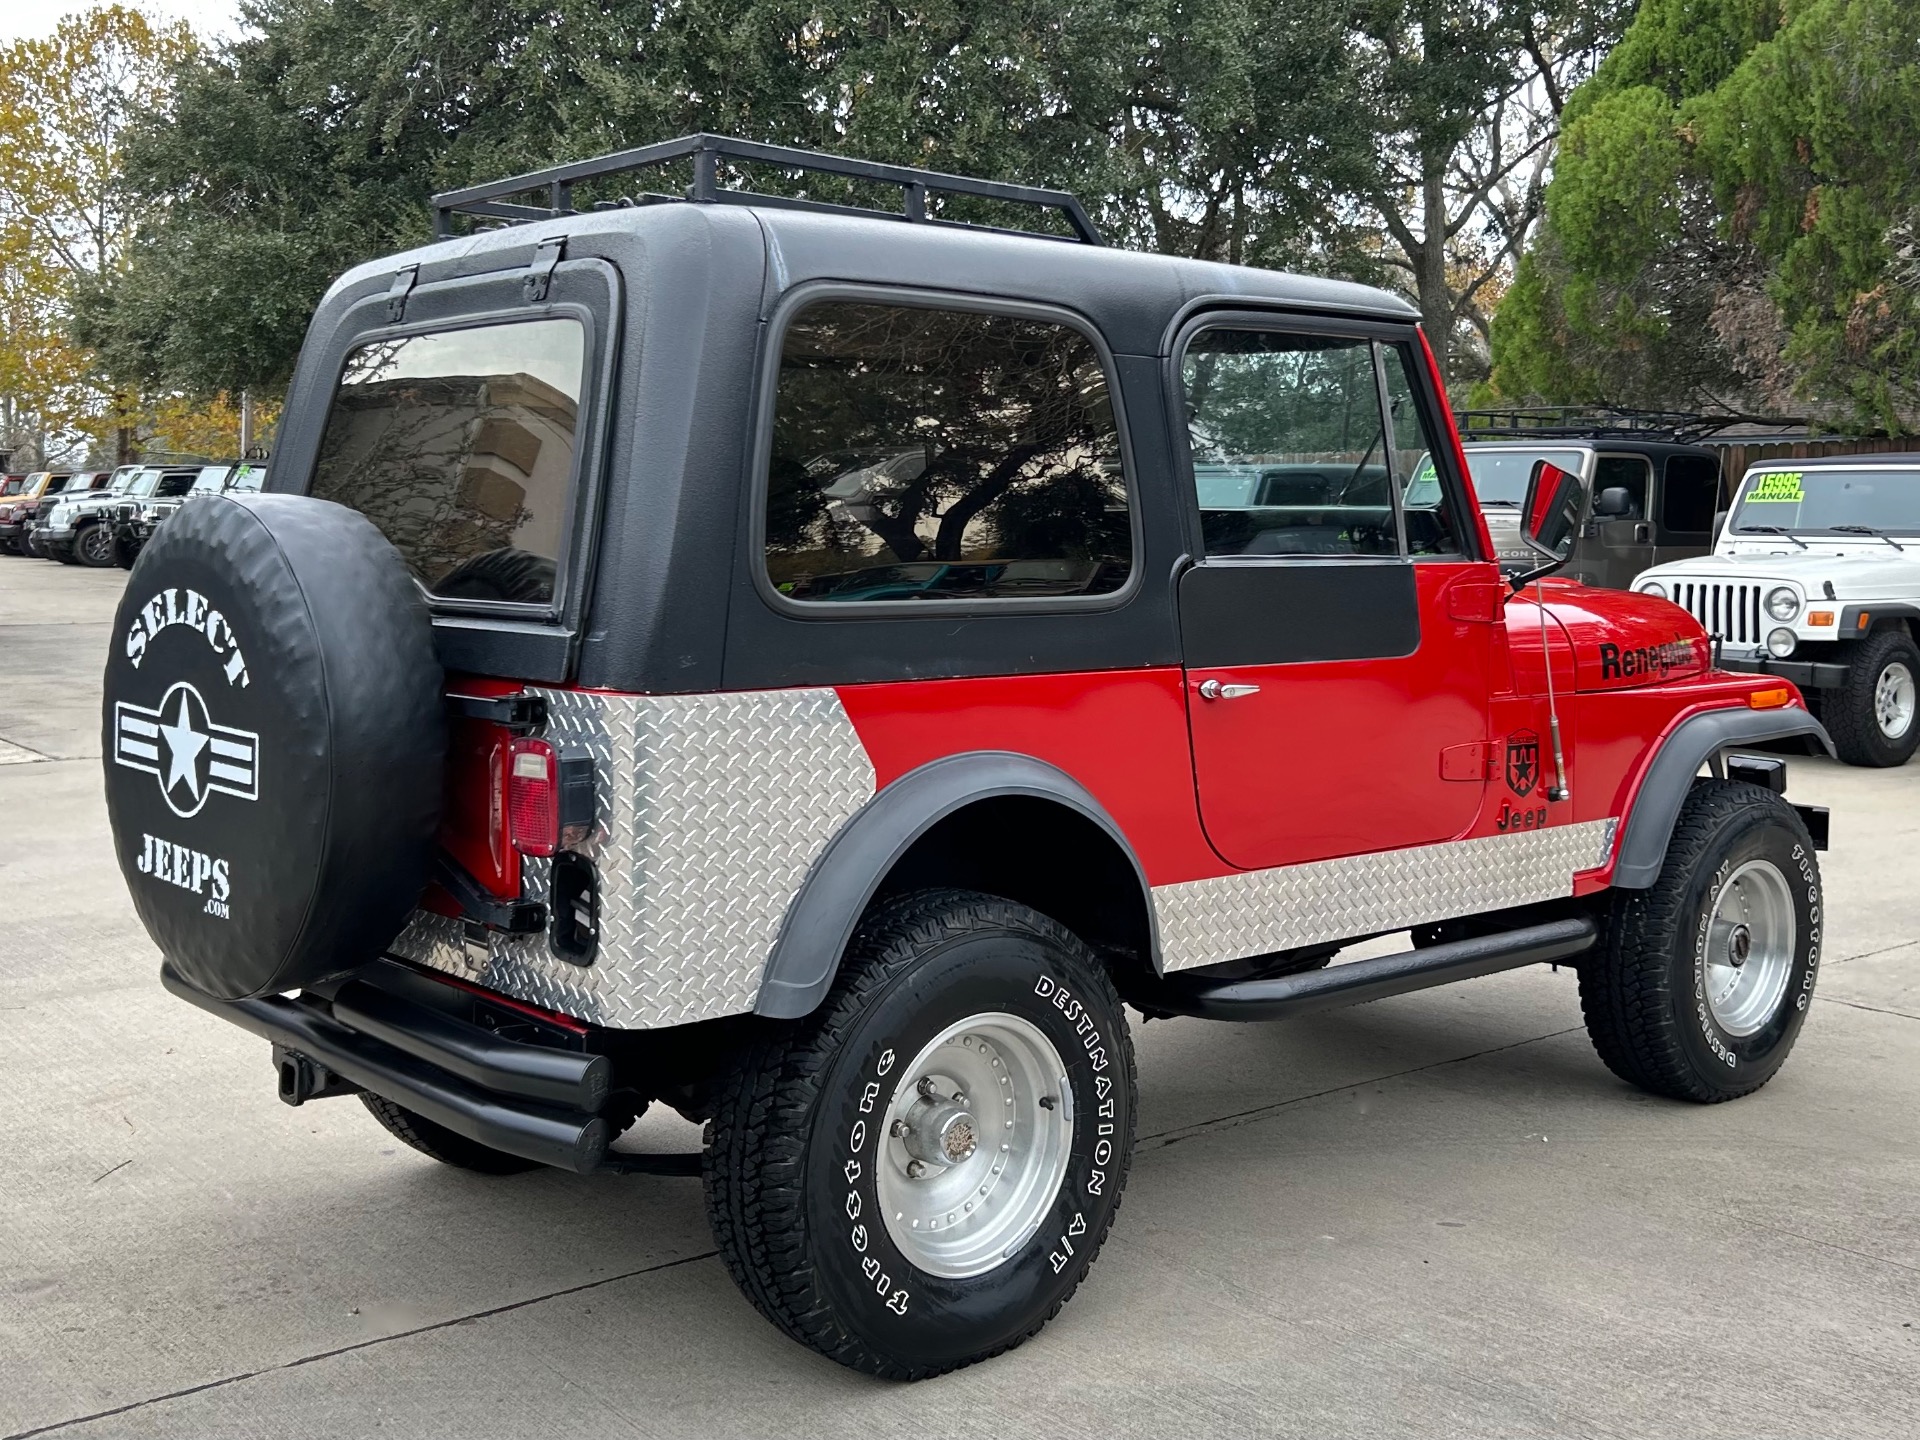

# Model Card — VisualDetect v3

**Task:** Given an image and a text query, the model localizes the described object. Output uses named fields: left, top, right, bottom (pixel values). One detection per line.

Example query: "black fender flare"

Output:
left=753, top=751, right=1157, bottom=1019
left=1612, top=707, right=1833, bottom=888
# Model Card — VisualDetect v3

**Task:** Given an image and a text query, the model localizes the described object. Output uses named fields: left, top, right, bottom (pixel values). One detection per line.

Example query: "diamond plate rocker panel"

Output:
left=390, top=688, right=876, bottom=1028
left=1152, top=818, right=1619, bottom=973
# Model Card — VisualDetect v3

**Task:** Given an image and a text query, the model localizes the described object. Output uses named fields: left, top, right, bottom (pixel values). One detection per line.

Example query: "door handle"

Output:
left=1196, top=679, right=1261, bottom=701
left=1635, top=523, right=1653, bottom=543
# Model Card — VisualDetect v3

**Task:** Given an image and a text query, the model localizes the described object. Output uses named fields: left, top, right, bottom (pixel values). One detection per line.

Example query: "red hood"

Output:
left=1534, top=579, right=1710, bottom=692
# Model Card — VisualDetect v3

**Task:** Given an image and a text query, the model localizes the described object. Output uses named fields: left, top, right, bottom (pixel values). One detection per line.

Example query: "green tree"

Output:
left=1487, top=0, right=1920, bottom=431
left=85, top=0, right=1384, bottom=399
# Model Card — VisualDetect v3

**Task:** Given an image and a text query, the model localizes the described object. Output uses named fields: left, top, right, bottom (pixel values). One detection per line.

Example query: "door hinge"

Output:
left=385, top=263, right=418, bottom=323
left=1446, top=581, right=1505, bottom=623
left=1439, top=741, right=1493, bottom=781
left=524, top=237, right=565, bottom=303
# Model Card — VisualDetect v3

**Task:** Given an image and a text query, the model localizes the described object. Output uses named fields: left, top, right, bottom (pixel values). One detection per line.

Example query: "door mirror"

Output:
left=1520, top=459, right=1584, bottom=564
left=1593, top=485, right=1633, bottom=518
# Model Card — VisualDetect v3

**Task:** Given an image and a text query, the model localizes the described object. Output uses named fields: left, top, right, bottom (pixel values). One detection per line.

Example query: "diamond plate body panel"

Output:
left=1152, top=818, right=1618, bottom=973
left=390, top=687, right=876, bottom=1028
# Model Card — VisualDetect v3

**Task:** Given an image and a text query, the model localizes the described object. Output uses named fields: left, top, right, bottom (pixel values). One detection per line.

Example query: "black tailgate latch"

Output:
left=385, top=263, right=419, bottom=322
left=524, top=238, right=564, bottom=302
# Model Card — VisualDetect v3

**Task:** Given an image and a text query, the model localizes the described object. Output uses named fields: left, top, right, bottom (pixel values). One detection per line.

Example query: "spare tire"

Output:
left=102, top=493, right=444, bottom=1000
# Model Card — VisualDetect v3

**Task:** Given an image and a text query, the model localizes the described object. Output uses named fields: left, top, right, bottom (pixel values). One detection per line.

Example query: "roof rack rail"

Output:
left=1454, top=405, right=1808, bottom=444
left=431, top=132, right=1104, bottom=246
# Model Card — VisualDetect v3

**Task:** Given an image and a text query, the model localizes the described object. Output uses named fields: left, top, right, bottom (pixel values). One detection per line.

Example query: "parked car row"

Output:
left=0, top=460, right=265, bottom=568
left=1468, top=440, right=1920, bottom=767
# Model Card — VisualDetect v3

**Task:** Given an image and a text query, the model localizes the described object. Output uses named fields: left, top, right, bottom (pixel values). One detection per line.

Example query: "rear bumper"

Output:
left=1719, top=654, right=1851, bottom=689
left=160, top=960, right=612, bottom=1172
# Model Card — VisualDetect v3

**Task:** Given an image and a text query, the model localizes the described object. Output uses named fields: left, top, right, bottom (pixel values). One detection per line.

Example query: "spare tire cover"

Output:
left=102, top=493, right=444, bottom=1000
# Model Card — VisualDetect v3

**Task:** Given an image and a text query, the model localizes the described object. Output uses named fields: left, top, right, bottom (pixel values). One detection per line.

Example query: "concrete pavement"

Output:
left=1, top=557, right=1915, bottom=1439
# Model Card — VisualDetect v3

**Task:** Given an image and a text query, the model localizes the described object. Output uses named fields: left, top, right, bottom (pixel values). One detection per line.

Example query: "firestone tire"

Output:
left=360, top=1094, right=542, bottom=1175
left=75, top=522, right=116, bottom=567
left=704, top=889, right=1136, bottom=1380
left=100, top=493, right=444, bottom=1000
left=1824, top=630, right=1920, bottom=767
left=1579, top=780, right=1821, bottom=1103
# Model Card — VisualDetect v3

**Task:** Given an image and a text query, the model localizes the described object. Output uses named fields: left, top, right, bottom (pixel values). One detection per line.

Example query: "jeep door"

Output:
left=1578, top=453, right=1656, bottom=588
left=1654, top=453, right=1719, bottom=566
left=1173, top=318, right=1495, bottom=870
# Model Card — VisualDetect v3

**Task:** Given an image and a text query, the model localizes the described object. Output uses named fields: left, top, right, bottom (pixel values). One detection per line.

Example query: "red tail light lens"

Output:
left=507, top=737, right=559, bottom=857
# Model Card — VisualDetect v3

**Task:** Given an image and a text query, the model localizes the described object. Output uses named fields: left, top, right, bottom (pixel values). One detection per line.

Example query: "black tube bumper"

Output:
left=1719, top=654, right=1851, bottom=689
left=160, top=962, right=610, bottom=1173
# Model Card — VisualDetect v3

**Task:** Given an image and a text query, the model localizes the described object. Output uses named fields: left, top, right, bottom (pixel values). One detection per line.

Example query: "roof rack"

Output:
left=431, top=132, right=1104, bottom=246
left=1454, top=405, right=1811, bottom=444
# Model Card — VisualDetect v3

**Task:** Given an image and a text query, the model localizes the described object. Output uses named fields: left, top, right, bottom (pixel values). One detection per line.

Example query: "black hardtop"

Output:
left=283, top=192, right=1429, bottom=696
left=1461, top=437, right=1720, bottom=463
left=323, top=198, right=1416, bottom=353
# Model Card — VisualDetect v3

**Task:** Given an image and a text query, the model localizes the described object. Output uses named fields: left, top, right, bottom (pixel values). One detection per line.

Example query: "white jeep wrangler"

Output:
left=1634, top=453, right=1920, bottom=766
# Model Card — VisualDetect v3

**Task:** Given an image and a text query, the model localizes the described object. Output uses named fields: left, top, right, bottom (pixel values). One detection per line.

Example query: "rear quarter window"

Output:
left=763, top=300, right=1132, bottom=605
left=308, top=317, right=585, bottom=607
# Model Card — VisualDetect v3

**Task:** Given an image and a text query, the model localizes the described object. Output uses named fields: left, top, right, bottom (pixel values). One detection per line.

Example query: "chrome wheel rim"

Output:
left=876, top=1012, right=1072, bottom=1279
left=1703, top=859, right=1796, bottom=1037
left=1874, top=662, right=1915, bottom=739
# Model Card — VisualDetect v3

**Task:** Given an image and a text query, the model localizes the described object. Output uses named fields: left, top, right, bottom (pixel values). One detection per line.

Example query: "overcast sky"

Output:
left=2, top=0, right=244, bottom=44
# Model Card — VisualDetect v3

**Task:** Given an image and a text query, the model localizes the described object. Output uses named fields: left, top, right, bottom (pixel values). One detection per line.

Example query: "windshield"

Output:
left=1, top=479, right=21, bottom=496
left=107, top=468, right=142, bottom=493
left=1729, top=467, right=1920, bottom=535
left=226, top=463, right=264, bottom=493
left=126, top=470, right=161, bottom=497
left=1463, top=448, right=1587, bottom=506
left=190, top=466, right=232, bottom=493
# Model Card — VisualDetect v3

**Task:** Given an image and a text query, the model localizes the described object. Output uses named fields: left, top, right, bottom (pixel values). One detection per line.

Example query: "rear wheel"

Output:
left=46, top=540, right=76, bottom=564
left=74, top=522, right=115, bottom=567
left=1580, top=780, right=1821, bottom=1102
left=360, top=1094, right=541, bottom=1174
left=1825, top=629, right=1920, bottom=767
left=704, top=889, right=1136, bottom=1380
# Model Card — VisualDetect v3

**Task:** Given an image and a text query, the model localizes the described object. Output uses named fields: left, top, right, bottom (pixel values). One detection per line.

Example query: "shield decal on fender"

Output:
left=1506, top=730, right=1540, bottom=798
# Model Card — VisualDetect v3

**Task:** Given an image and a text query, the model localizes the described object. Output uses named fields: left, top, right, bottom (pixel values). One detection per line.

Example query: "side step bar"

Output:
left=1148, top=916, right=1597, bottom=1022
left=160, top=964, right=609, bottom=1173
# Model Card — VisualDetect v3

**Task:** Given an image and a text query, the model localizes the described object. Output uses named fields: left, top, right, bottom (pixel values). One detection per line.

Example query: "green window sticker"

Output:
left=1746, top=471, right=1804, bottom=503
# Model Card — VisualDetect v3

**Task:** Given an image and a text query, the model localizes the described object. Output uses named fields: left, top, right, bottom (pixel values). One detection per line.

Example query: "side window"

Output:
left=764, top=301, right=1131, bottom=604
left=1594, top=455, right=1651, bottom=519
left=1182, top=330, right=1397, bottom=558
left=1662, top=455, right=1720, bottom=534
left=310, top=317, right=586, bottom=606
left=1380, top=346, right=1464, bottom=557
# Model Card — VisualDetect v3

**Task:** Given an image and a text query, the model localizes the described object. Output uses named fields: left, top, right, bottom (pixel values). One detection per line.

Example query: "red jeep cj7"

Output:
left=104, top=137, right=1832, bottom=1379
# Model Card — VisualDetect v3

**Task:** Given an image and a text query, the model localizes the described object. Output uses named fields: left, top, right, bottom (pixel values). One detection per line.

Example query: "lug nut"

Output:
left=906, top=1159, right=928, bottom=1179
left=917, top=1077, right=940, bottom=1100
left=889, top=1119, right=910, bottom=1139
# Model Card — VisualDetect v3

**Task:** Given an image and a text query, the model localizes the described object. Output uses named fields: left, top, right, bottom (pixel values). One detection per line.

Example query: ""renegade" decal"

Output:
left=1598, top=638, right=1696, bottom=681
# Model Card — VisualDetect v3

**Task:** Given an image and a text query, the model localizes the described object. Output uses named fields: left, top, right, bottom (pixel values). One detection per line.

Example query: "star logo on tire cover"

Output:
left=113, top=681, right=259, bottom=818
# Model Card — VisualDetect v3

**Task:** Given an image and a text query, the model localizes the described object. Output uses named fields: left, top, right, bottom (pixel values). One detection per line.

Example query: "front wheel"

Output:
left=1580, top=780, right=1821, bottom=1103
left=704, top=890, right=1136, bottom=1380
left=74, top=523, right=116, bottom=567
left=1826, top=630, right=1920, bottom=767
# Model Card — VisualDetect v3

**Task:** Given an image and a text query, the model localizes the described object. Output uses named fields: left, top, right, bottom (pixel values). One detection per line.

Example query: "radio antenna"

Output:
left=1536, top=579, right=1570, bottom=802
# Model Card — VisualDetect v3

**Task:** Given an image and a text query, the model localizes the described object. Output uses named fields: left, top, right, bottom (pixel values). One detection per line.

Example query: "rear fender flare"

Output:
left=754, top=751, right=1156, bottom=1019
left=1612, top=707, right=1833, bottom=888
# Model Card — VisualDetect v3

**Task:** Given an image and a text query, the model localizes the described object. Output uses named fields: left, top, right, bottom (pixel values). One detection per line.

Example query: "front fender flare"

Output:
left=753, top=751, right=1155, bottom=1019
left=1612, top=707, right=1833, bottom=888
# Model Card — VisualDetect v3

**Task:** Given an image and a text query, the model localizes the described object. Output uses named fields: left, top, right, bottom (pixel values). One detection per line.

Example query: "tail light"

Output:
left=504, top=737, right=597, bottom=857
left=507, top=738, right=560, bottom=856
